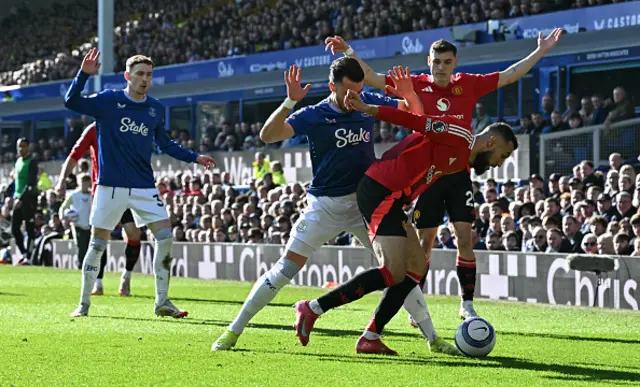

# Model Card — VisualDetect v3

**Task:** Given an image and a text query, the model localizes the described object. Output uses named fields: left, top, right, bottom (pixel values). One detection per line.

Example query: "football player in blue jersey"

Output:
left=212, top=58, right=425, bottom=350
left=64, top=48, right=215, bottom=318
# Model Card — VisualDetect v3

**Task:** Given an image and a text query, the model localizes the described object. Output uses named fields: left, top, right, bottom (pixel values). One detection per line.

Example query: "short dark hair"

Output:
left=484, top=122, right=519, bottom=150
left=329, top=57, right=364, bottom=84
left=430, top=40, right=457, bottom=56
left=126, top=55, right=154, bottom=72
left=520, top=114, right=532, bottom=120
left=16, top=137, right=29, bottom=146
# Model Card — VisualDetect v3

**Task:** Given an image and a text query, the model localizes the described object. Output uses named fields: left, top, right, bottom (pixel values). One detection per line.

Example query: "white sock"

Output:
left=122, top=270, right=132, bottom=279
left=95, top=279, right=103, bottom=288
left=362, top=330, right=380, bottom=340
left=229, top=266, right=293, bottom=335
left=403, top=285, right=438, bottom=343
left=154, top=237, right=173, bottom=306
left=308, top=299, right=324, bottom=315
left=79, top=238, right=107, bottom=306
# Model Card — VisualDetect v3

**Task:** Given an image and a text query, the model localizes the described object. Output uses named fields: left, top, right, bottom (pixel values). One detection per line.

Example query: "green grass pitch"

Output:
left=1, top=266, right=640, bottom=386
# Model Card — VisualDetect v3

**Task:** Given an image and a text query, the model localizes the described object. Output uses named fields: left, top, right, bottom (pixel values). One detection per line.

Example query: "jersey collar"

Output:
left=121, top=89, right=147, bottom=103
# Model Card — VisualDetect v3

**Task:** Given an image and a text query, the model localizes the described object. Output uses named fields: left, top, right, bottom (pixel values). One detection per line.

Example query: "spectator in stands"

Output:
left=562, top=214, right=584, bottom=252
left=591, top=93, right=608, bottom=125
left=579, top=96, right=594, bottom=126
left=614, top=232, right=633, bottom=255
left=567, top=112, right=584, bottom=129
left=543, top=110, right=569, bottom=133
left=597, top=193, right=616, bottom=221
left=486, top=231, right=503, bottom=251
left=502, top=230, right=520, bottom=251
left=615, top=191, right=636, bottom=219
left=436, top=225, right=455, bottom=249
left=546, top=228, right=572, bottom=253
left=604, top=86, right=636, bottom=129
left=525, top=226, right=547, bottom=252
left=541, top=94, right=555, bottom=121
left=589, top=215, right=608, bottom=237
left=563, top=93, right=581, bottom=122
left=253, top=152, right=271, bottom=180
left=530, top=112, right=547, bottom=134
left=471, top=102, right=492, bottom=134
left=597, top=233, right=615, bottom=254
left=271, top=161, right=286, bottom=185
left=579, top=160, right=603, bottom=188
left=581, top=233, right=598, bottom=254
left=518, top=114, right=535, bottom=134
left=609, top=152, right=623, bottom=172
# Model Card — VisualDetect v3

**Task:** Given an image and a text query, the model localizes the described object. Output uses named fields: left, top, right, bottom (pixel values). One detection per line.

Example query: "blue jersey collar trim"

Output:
left=121, top=89, right=147, bottom=103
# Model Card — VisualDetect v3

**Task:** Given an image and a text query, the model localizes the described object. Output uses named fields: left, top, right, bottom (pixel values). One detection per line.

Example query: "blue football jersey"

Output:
left=286, top=92, right=398, bottom=197
left=64, top=71, right=198, bottom=189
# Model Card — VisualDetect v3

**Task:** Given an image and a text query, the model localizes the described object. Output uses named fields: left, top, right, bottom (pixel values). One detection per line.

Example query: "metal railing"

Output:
left=539, top=117, right=640, bottom=177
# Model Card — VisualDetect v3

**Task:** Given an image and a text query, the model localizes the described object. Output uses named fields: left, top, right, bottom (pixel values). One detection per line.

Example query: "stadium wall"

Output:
left=42, top=240, right=640, bottom=311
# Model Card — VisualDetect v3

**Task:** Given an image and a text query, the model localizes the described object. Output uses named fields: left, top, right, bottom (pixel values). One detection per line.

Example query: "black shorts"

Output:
left=119, top=209, right=135, bottom=225
left=412, top=169, right=475, bottom=229
left=357, top=175, right=409, bottom=242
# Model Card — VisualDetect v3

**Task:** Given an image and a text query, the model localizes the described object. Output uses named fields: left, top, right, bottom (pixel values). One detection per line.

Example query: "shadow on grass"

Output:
left=497, top=330, right=640, bottom=345
left=0, top=292, right=24, bottom=297
left=129, top=295, right=294, bottom=308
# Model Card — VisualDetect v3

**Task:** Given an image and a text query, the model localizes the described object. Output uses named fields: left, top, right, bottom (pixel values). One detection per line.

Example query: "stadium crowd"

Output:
left=2, top=145, right=640, bottom=264
left=0, top=0, right=629, bottom=87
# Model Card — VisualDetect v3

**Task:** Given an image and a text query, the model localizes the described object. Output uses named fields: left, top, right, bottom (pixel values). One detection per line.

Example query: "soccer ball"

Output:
left=454, top=317, right=496, bottom=357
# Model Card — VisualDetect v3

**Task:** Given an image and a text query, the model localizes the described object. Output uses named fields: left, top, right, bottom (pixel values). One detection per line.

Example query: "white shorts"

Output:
left=286, top=192, right=373, bottom=256
left=90, top=185, right=167, bottom=230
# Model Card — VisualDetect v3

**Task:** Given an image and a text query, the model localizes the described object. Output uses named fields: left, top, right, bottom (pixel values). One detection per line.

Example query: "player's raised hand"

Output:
left=54, top=182, right=66, bottom=199
left=537, top=28, right=563, bottom=53
left=81, top=48, right=101, bottom=75
left=344, top=89, right=368, bottom=113
left=324, top=36, right=350, bottom=55
left=284, top=65, right=311, bottom=102
left=385, top=66, right=414, bottom=98
left=196, top=155, right=216, bottom=170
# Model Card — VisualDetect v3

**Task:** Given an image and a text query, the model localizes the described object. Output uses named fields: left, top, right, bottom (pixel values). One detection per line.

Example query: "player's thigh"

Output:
left=286, top=212, right=343, bottom=260
left=372, top=235, right=408, bottom=284
left=90, top=185, right=128, bottom=233
left=120, top=210, right=141, bottom=241
left=444, top=170, right=475, bottom=224
left=128, top=188, right=169, bottom=228
left=412, top=177, right=447, bottom=229
left=404, top=222, right=427, bottom=276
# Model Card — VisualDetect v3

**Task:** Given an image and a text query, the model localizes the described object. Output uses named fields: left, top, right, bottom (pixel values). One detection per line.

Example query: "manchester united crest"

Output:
left=413, top=210, right=421, bottom=221
left=452, top=85, right=463, bottom=95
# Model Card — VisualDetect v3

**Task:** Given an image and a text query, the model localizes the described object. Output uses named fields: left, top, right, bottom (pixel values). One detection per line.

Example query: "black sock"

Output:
left=456, top=257, right=476, bottom=301
left=418, top=264, right=430, bottom=291
left=367, top=275, right=419, bottom=335
left=97, top=250, right=108, bottom=280
left=317, top=267, right=391, bottom=313
left=125, top=241, right=141, bottom=271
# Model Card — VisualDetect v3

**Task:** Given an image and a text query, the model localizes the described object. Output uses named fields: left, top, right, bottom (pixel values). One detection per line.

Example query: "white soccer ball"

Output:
left=454, top=317, right=496, bottom=357
left=64, top=208, right=79, bottom=222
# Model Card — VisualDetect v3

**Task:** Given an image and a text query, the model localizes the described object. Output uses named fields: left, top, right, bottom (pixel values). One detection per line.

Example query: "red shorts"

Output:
left=357, top=175, right=409, bottom=243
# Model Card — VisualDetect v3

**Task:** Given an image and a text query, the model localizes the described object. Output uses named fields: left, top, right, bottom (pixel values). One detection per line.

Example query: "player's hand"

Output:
left=537, top=28, right=563, bottom=53
left=284, top=65, right=311, bottom=102
left=81, top=48, right=102, bottom=75
left=54, top=183, right=65, bottom=199
left=324, top=36, right=350, bottom=55
left=13, top=199, right=21, bottom=210
left=384, top=66, right=414, bottom=98
left=344, top=89, right=370, bottom=113
left=196, top=155, right=216, bottom=170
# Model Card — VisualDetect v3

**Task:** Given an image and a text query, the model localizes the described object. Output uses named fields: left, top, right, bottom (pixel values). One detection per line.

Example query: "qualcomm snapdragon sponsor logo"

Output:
left=594, top=12, right=640, bottom=30
left=249, top=61, right=287, bottom=73
left=334, top=128, right=371, bottom=148
left=294, top=55, right=331, bottom=69
left=218, top=61, right=235, bottom=78
left=401, top=36, right=424, bottom=54
left=120, top=117, right=149, bottom=136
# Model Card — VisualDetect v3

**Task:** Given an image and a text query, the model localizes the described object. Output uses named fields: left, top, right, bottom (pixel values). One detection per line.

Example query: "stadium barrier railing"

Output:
left=539, top=117, right=640, bottom=177
left=23, top=240, right=640, bottom=311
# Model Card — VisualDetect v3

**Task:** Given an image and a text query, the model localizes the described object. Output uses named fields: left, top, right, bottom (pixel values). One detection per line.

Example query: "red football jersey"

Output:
left=367, top=108, right=473, bottom=200
left=68, top=123, right=99, bottom=196
left=385, top=72, right=499, bottom=126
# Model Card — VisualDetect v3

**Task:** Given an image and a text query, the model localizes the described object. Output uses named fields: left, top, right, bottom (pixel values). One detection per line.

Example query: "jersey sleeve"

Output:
left=69, top=124, right=96, bottom=161
left=362, top=92, right=399, bottom=108
left=375, top=106, right=472, bottom=148
left=285, top=106, right=315, bottom=137
left=64, top=70, right=107, bottom=118
left=467, top=72, right=499, bottom=98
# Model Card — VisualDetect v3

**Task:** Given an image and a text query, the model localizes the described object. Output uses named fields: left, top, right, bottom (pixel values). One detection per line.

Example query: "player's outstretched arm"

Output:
left=325, top=36, right=386, bottom=90
left=497, top=28, right=562, bottom=88
left=385, top=66, right=423, bottom=114
left=261, top=65, right=311, bottom=143
left=56, top=124, right=95, bottom=197
left=345, top=90, right=471, bottom=147
left=64, top=48, right=104, bottom=117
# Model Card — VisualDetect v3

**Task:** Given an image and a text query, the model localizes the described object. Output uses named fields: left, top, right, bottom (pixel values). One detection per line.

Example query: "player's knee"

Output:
left=89, top=237, right=108, bottom=252
left=418, top=229, right=437, bottom=252
left=385, top=265, right=406, bottom=285
left=124, top=225, right=141, bottom=241
left=276, top=256, right=302, bottom=279
left=285, top=238, right=313, bottom=266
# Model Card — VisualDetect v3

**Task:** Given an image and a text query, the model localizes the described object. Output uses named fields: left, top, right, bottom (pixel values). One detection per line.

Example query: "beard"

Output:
left=471, top=151, right=492, bottom=175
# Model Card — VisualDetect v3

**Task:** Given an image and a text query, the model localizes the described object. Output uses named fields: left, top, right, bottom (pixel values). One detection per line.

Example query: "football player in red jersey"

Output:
left=295, top=90, right=518, bottom=355
left=325, top=29, right=561, bottom=319
left=55, top=123, right=143, bottom=297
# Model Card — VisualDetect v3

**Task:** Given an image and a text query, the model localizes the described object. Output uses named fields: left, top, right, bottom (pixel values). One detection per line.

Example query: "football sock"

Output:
left=456, top=256, right=477, bottom=302
left=315, top=267, right=392, bottom=315
left=364, top=273, right=420, bottom=336
left=153, top=230, right=173, bottom=306
left=403, top=285, right=437, bottom=343
left=229, top=257, right=300, bottom=335
left=79, top=237, right=107, bottom=306
left=125, top=240, right=141, bottom=272
left=97, top=250, right=107, bottom=280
